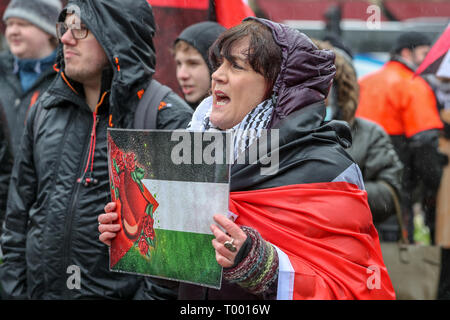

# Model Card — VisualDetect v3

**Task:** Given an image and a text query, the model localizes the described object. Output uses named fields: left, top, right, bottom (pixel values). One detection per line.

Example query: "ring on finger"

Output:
left=224, top=237, right=237, bottom=252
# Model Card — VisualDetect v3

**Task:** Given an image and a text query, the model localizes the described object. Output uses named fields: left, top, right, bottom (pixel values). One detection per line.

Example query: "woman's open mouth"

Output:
left=214, top=90, right=230, bottom=106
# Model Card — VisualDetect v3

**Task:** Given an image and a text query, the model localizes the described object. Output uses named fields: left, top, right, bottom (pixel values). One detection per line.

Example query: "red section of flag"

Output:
left=230, top=182, right=396, bottom=300
left=416, top=24, right=450, bottom=75
left=108, top=138, right=159, bottom=267
left=215, top=0, right=255, bottom=28
left=147, top=0, right=208, bottom=9
left=109, top=196, right=133, bottom=268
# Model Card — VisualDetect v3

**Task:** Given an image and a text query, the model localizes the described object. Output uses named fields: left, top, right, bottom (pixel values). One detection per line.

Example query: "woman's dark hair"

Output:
left=209, top=20, right=282, bottom=99
left=313, top=39, right=359, bottom=123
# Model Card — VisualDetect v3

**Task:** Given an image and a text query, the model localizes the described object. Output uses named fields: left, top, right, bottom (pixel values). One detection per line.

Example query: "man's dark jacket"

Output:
left=0, top=0, right=192, bottom=299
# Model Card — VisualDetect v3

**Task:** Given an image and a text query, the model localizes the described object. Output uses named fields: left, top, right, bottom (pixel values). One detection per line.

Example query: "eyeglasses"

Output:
left=56, top=22, right=89, bottom=40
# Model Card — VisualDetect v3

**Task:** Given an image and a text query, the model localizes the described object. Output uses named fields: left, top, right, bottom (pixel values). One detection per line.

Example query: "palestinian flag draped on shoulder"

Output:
left=230, top=183, right=394, bottom=300
left=228, top=112, right=396, bottom=300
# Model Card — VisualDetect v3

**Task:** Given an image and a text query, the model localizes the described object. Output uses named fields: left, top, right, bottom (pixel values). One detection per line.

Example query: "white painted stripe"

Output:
left=142, top=179, right=229, bottom=235
left=332, top=163, right=365, bottom=190
left=274, top=245, right=295, bottom=300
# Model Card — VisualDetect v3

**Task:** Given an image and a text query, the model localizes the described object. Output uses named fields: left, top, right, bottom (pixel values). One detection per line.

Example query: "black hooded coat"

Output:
left=0, top=0, right=192, bottom=299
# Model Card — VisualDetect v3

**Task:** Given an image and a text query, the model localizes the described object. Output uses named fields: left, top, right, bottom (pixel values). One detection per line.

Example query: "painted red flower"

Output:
left=109, top=137, right=121, bottom=166
left=138, top=237, right=149, bottom=255
left=142, top=215, right=155, bottom=241
left=126, top=153, right=136, bottom=171
left=111, top=148, right=118, bottom=162
left=116, top=154, right=125, bottom=171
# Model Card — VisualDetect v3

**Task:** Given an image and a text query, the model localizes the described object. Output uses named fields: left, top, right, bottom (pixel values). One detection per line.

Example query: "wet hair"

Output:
left=313, top=39, right=359, bottom=123
left=209, top=20, right=282, bottom=99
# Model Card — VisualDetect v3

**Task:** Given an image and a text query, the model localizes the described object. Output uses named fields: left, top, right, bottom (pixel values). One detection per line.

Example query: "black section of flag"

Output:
left=108, top=129, right=231, bottom=183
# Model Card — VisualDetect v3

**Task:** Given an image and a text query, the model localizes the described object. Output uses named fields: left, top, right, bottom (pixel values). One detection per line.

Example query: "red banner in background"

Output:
left=416, top=24, right=450, bottom=76
left=214, top=0, right=255, bottom=28
left=147, top=0, right=212, bottom=98
left=148, top=0, right=208, bottom=9
left=146, top=0, right=254, bottom=96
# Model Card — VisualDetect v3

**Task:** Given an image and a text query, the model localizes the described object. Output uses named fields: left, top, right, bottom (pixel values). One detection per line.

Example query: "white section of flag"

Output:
left=142, top=179, right=229, bottom=235
left=437, top=49, right=450, bottom=79
left=274, top=245, right=295, bottom=300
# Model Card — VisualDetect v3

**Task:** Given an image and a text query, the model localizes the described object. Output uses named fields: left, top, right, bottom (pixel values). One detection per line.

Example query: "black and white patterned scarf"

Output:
left=187, top=96, right=275, bottom=161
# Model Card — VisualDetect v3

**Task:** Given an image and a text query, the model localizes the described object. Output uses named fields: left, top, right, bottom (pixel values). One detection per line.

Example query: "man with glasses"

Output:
left=0, top=0, right=192, bottom=299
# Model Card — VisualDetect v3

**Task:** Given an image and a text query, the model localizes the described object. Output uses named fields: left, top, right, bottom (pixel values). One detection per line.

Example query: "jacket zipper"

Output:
left=61, top=111, right=99, bottom=298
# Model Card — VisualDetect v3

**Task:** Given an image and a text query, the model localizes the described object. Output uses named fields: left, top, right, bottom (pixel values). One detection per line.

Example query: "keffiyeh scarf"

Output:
left=187, top=96, right=275, bottom=161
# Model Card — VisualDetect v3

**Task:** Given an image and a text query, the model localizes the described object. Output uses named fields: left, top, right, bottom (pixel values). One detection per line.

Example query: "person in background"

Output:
left=0, top=0, right=61, bottom=154
left=0, top=0, right=61, bottom=276
left=0, top=33, right=6, bottom=51
left=314, top=39, right=403, bottom=241
left=99, top=18, right=396, bottom=300
left=173, top=21, right=226, bottom=109
left=356, top=31, right=447, bottom=243
left=0, top=102, right=13, bottom=239
left=423, top=72, right=450, bottom=300
left=0, top=0, right=192, bottom=300
left=0, top=102, right=13, bottom=299
left=424, top=74, right=450, bottom=139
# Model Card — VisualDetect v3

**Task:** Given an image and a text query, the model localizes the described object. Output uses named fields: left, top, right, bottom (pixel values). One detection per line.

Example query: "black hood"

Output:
left=175, top=21, right=226, bottom=73
left=56, top=0, right=156, bottom=124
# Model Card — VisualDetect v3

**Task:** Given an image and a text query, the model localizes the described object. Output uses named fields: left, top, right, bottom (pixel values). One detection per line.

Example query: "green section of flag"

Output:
left=112, top=229, right=222, bottom=287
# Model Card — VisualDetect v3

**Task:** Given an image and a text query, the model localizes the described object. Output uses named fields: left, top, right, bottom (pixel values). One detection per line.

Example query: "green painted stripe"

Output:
left=111, top=229, right=222, bottom=288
